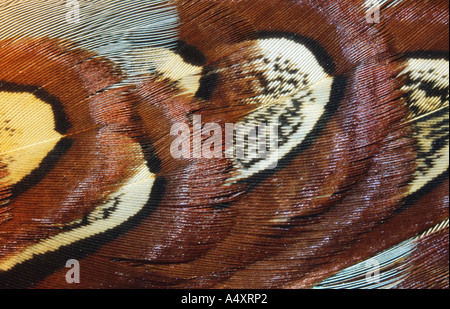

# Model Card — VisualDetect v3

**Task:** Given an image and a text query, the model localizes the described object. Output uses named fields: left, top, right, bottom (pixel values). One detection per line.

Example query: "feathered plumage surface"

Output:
left=0, top=0, right=448, bottom=289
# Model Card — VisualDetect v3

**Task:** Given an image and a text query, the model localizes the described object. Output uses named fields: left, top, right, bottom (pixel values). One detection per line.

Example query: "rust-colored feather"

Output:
left=0, top=0, right=448, bottom=289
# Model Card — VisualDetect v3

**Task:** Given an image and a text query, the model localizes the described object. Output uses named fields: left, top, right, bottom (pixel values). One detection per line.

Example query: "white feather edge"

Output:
left=363, top=0, right=404, bottom=10
left=314, top=218, right=449, bottom=289
left=0, top=159, right=156, bottom=272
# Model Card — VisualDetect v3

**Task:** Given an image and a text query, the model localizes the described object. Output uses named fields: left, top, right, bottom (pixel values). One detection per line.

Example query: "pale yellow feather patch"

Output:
left=0, top=91, right=63, bottom=186
left=140, top=47, right=202, bottom=96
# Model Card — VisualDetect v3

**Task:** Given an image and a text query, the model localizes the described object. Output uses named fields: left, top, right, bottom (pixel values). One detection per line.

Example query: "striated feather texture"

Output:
left=0, top=0, right=448, bottom=289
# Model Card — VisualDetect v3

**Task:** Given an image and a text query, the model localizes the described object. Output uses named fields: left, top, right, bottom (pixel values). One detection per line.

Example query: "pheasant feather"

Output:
left=0, top=0, right=447, bottom=289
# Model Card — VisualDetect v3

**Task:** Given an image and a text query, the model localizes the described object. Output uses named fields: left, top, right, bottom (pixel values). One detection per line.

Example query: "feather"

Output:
left=314, top=219, right=449, bottom=289
left=0, top=0, right=179, bottom=86
left=0, top=0, right=448, bottom=289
